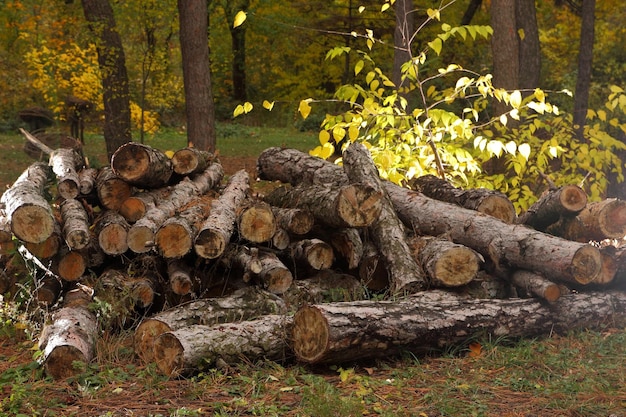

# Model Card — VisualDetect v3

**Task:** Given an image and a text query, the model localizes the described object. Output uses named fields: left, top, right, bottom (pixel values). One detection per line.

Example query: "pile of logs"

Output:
left=2, top=134, right=626, bottom=380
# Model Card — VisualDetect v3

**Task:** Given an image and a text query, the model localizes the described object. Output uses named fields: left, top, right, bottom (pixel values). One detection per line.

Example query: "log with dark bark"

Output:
left=282, top=270, right=366, bottom=310
left=546, top=198, right=626, bottom=242
left=153, top=315, right=292, bottom=377
left=264, top=183, right=383, bottom=229
left=172, top=147, right=215, bottom=175
left=516, top=184, right=587, bottom=230
left=60, top=198, right=91, bottom=250
left=343, top=143, right=427, bottom=294
left=96, top=166, right=133, bottom=211
left=194, top=170, right=249, bottom=259
left=1, top=162, right=56, bottom=243
left=410, top=174, right=517, bottom=223
left=510, top=269, right=561, bottom=302
left=38, top=285, right=97, bottom=380
left=358, top=241, right=390, bottom=291
left=166, top=258, right=195, bottom=296
left=220, top=245, right=263, bottom=284
left=292, top=290, right=626, bottom=364
left=134, top=286, right=288, bottom=363
left=35, top=276, right=63, bottom=307
left=237, top=201, right=276, bottom=244
left=257, top=147, right=345, bottom=186
left=322, top=227, right=363, bottom=271
left=288, top=238, right=334, bottom=272
left=111, top=142, right=173, bottom=188
left=271, top=207, right=314, bottom=235
left=49, top=148, right=85, bottom=200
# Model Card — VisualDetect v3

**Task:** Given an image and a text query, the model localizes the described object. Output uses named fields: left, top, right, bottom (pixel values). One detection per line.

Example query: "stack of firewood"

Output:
left=2, top=132, right=626, bottom=380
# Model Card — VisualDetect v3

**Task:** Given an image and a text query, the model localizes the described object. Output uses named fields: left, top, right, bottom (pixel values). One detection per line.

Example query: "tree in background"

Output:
left=178, top=0, right=216, bottom=152
left=81, top=0, right=132, bottom=159
left=572, top=0, right=595, bottom=139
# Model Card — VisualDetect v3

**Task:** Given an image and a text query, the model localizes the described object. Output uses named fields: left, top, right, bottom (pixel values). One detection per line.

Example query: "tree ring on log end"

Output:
left=111, top=144, right=150, bottom=183
left=336, top=184, right=383, bottom=227
left=12, top=205, right=55, bottom=244
left=134, top=319, right=171, bottom=363
left=44, top=345, right=87, bottom=380
left=600, top=200, right=626, bottom=238
left=293, top=306, right=329, bottom=363
left=571, top=245, right=602, bottom=284
left=153, top=332, right=185, bottom=377
left=476, top=195, right=516, bottom=223
left=194, top=230, right=226, bottom=259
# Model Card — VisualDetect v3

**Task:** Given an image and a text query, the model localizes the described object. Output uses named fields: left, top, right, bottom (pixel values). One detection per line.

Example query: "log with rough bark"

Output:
left=60, top=198, right=91, bottom=250
left=134, top=286, right=288, bottom=363
left=194, top=169, right=249, bottom=259
left=516, top=184, right=587, bottom=230
left=0, top=211, right=15, bottom=256
left=271, top=227, right=291, bottom=250
left=111, top=142, right=173, bottom=188
left=172, top=147, right=215, bottom=175
left=95, top=210, right=130, bottom=256
left=510, top=269, right=561, bottom=302
left=282, top=270, right=366, bottom=310
left=237, top=200, right=276, bottom=244
left=288, top=238, right=334, bottom=272
left=1, top=162, right=56, bottom=243
left=343, top=143, right=427, bottom=294
left=546, top=198, right=626, bottom=242
left=56, top=247, right=88, bottom=281
left=96, top=166, right=133, bottom=211
left=322, top=227, right=363, bottom=271
left=220, top=245, right=263, bottom=284
left=264, top=183, right=383, bottom=229
left=410, top=174, right=517, bottom=223
left=257, top=146, right=344, bottom=186
left=38, top=285, right=97, bottom=379
left=358, top=241, right=390, bottom=291
left=49, top=147, right=85, bottom=200
left=166, top=258, right=195, bottom=296
left=153, top=315, right=292, bottom=377
left=292, top=289, right=626, bottom=364
left=407, top=236, right=481, bottom=287
left=271, top=207, right=314, bottom=235
left=253, top=250, right=294, bottom=294
left=78, top=167, right=98, bottom=196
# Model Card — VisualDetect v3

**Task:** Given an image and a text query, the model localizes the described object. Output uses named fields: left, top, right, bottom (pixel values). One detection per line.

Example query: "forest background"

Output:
left=0, top=0, right=625, bottom=210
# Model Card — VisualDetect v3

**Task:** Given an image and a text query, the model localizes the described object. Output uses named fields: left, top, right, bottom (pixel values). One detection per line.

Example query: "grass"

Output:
left=1, top=124, right=625, bottom=416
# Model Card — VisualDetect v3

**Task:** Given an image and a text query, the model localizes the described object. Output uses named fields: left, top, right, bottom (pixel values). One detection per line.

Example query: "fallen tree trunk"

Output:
left=111, top=142, right=173, bottom=188
left=153, top=315, right=292, bottom=377
left=1, top=162, right=56, bottom=243
left=410, top=174, right=517, bottom=223
left=134, top=286, right=287, bottom=363
left=292, top=289, right=626, bottom=364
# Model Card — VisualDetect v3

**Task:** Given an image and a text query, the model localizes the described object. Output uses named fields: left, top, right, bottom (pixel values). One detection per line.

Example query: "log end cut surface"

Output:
left=111, top=144, right=150, bottom=183
left=599, top=200, right=626, bottom=238
left=153, top=332, right=185, bottom=377
left=134, top=319, right=172, bottom=363
left=292, top=306, right=329, bottom=363
left=434, top=247, right=480, bottom=286
left=476, top=195, right=517, bottom=223
left=336, top=184, right=383, bottom=227
left=571, top=245, right=603, bottom=284
left=44, top=345, right=87, bottom=380
left=12, top=205, right=55, bottom=243
left=156, top=223, right=192, bottom=259
left=194, top=230, right=227, bottom=259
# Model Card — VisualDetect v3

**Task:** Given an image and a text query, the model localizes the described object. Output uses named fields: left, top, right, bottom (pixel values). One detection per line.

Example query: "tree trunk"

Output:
left=172, top=147, right=215, bottom=176
left=410, top=174, right=517, bottom=223
left=490, top=0, right=519, bottom=118
left=517, top=184, right=588, bottom=231
left=178, top=0, right=216, bottom=152
left=292, top=290, right=626, bottom=364
left=134, top=286, right=287, bottom=363
left=111, top=142, right=173, bottom=188
left=0, top=211, right=16, bottom=256
left=1, top=162, right=56, bottom=243
left=253, top=251, right=294, bottom=294
left=96, top=167, right=133, bottom=211
left=153, top=315, right=291, bottom=377
left=24, top=221, right=62, bottom=259
left=194, top=169, right=249, bottom=259
left=81, top=0, right=132, bottom=159
left=516, top=0, right=541, bottom=94
left=573, top=0, right=595, bottom=139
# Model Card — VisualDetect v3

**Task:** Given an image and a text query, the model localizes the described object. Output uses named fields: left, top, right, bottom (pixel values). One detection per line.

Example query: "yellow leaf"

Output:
left=164, top=150, right=175, bottom=158
left=319, top=130, right=330, bottom=145
left=505, top=141, right=516, bottom=154
left=298, top=99, right=312, bottom=119
left=354, top=60, right=364, bottom=76
left=243, top=101, right=253, bottom=113
left=468, top=342, right=482, bottom=357
left=597, top=109, right=607, bottom=121
left=500, top=114, right=508, bottom=126
left=348, top=125, right=359, bottom=142
left=233, top=104, right=244, bottom=118
left=518, top=28, right=525, bottom=40
left=358, top=5, right=365, bottom=13
left=428, top=38, right=443, bottom=55
left=262, top=100, right=275, bottom=111
left=233, top=10, right=247, bottom=28
left=381, top=3, right=390, bottom=12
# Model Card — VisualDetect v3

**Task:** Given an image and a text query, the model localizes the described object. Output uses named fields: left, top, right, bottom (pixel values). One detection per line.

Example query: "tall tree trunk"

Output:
left=460, top=0, right=483, bottom=25
left=573, top=0, right=595, bottom=139
left=81, top=0, right=132, bottom=160
left=223, top=1, right=249, bottom=101
left=515, top=0, right=541, bottom=93
left=490, top=0, right=519, bottom=118
left=178, top=0, right=217, bottom=152
left=393, top=0, right=413, bottom=92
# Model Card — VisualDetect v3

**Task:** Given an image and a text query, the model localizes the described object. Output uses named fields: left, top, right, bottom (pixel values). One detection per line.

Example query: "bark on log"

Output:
left=111, top=142, right=173, bottom=188
left=282, top=270, right=366, bottom=310
left=49, top=148, right=84, bottom=200
left=343, top=143, right=427, bottom=294
left=0, top=211, right=15, bottom=256
left=96, top=166, right=133, bottom=211
left=263, top=183, right=383, bottom=229
left=119, top=189, right=164, bottom=223
left=60, top=199, right=91, bottom=250
left=24, top=217, right=62, bottom=259
left=237, top=201, right=276, bottom=244
left=271, top=207, right=314, bottom=235
left=517, top=185, right=587, bottom=230
left=292, top=289, right=626, bottom=364
left=322, top=227, right=363, bottom=271
left=257, top=147, right=345, bottom=186
left=38, top=286, right=97, bottom=380
left=153, top=315, right=292, bottom=377
left=35, top=276, right=63, bottom=306
left=288, top=238, right=334, bottom=272
left=134, top=286, right=287, bottom=363
left=510, top=270, right=561, bottom=302
left=220, top=245, right=263, bottom=284
left=253, top=250, right=294, bottom=294
left=358, top=241, right=390, bottom=291
left=271, top=227, right=291, bottom=250
left=78, top=168, right=98, bottom=196
left=407, top=236, right=481, bottom=287
left=194, top=170, right=249, bottom=259
left=546, top=199, right=626, bottom=242
left=1, top=162, right=56, bottom=243
left=410, top=174, right=517, bottom=223
left=172, top=147, right=215, bottom=175
left=95, top=210, right=130, bottom=255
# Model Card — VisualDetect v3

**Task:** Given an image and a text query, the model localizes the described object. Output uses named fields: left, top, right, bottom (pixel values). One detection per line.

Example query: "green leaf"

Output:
left=233, top=11, right=247, bottom=28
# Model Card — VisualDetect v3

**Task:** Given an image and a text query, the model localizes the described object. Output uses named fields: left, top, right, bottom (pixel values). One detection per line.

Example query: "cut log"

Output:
left=153, top=315, right=292, bottom=377
left=288, top=238, right=334, bottom=272
left=271, top=207, right=314, bottom=235
left=78, top=168, right=98, bottom=196
left=56, top=247, right=87, bottom=281
left=49, top=148, right=85, bottom=200
left=134, top=286, right=287, bottom=363
left=282, top=270, right=366, bottom=310
left=358, top=241, right=390, bottom=291
left=546, top=198, right=626, bottom=242
left=38, top=285, right=97, bottom=380
left=237, top=201, right=276, bottom=244
left=0, top=211, right=16, bottom=256
left=220, top=245, right=263, bottom=284
left=510, top=269, right=561, bottom=302
left=257, top=146, right=345, bottom=186
left=119, top=190, right=162, bottom=223
left=171, top=147, right=215, bottom=175
left=1, top=162, right=56, bottom=243
left=35, top=276, right=63, bottom=306
left=194, top=170, right=249, bottom=259
left=166, top=258, right=195, bottom=296
left=516, top=185, right=587, bottom=230
left=322, top=227, right=363, bottom=271
left=95, top=210, right=130, bottom=256
left=111, top=142, right=173, bottom=188
left=292, top=289, right=626, bottom=364
left=24, top=220, right=62, bottom=259
left=253, top=250, right=294, bottom=294
left=263, top=183, right=383, bottom=229
left=271, top=227, right=291, bottom=250
left=96, top=166, right=133, bottom=211
left=343, top=143, right=427, bottom=294
left=60, top=198, right=91, bottom=250
left=407, top=236, right=481, bottom=287
left=410, top=174, right=517, bottom=223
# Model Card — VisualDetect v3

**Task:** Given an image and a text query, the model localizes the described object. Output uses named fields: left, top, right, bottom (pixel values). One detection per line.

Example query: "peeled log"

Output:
left=546, top=199, right=626, bottom=242
left=1, top=162, right=55, bottom=243
left=38, top=286, right=97, bottom=380
left=517, top=185, right=587, bottom=230
left=292, top=290, right=626, bottom=364
left=111, top=142, right=173, bottom=188
left=411, top=174, right=517, bottom=223
left=134, top=286, right=287, bottom=363
left=153, top=315, right=292, bottom=377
